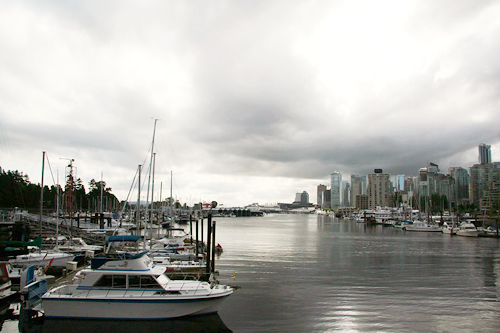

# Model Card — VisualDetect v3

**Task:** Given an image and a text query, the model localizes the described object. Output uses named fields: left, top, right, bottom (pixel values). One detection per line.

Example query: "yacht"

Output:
left=403, top=221, right=441, bottom=232
left=456, top=222, right=479, bottom=237
left=41, top=247, right=233, bottom=319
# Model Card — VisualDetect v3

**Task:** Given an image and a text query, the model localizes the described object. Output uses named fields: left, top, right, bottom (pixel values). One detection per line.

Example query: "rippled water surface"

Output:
left=2, top=214, right=499, bottom=332
left=215, top=214, right=500, bottom=332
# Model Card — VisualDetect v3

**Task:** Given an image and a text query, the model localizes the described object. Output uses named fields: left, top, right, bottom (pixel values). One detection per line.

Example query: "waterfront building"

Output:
left=294, top=191, right=309, bottom=204
left=331, top=171, right=342, bottom=208
left=322, top=190, right=331, bottom=209
left=350, top=174, right=366, bottom=208
left=449, top=167, right=469, bottom=206
left=367, top=169, right=392, bottom=209
left=355, top=194, right=369, bottom=210
left=301, top=191, right=309, bottom=204
left=317, top=184, right=327, bottom=207
left=479, top=143, right=492, bottom=164
left=469, top=162, right=500, bottom=207
left=342, top=181, right=350, bottom=207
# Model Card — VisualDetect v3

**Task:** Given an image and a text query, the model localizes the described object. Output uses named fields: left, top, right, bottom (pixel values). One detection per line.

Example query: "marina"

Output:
left=1, top=213, right=499, bottom=332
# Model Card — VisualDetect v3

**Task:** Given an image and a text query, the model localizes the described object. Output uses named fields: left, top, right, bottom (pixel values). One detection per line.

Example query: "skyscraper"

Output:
left=350, top=174, right=366, bottom=208
left=479, top=143, right=492, bottom=164
left=367, top=169, right=392, bottom=209
left=331, top=171, right=342, bottom=208
left=317, top=184, right=327, bottom=207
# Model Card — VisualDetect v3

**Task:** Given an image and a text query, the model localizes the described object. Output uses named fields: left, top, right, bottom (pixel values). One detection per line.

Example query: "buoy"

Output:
left=232, top=272, right=236, bottom=280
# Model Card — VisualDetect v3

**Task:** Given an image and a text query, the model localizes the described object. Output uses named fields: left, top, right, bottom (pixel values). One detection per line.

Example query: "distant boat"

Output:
left=403, top=221, right=441, bottom=232
left=456, top=222, right=479, bottom=237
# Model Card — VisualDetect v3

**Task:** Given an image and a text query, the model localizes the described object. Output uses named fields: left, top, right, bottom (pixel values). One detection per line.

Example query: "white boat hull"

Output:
left=9, top=253, right=76, bottom=268
left=456, top=230, right=479, bottom=237
left=42, top=290, right=232, bottom=319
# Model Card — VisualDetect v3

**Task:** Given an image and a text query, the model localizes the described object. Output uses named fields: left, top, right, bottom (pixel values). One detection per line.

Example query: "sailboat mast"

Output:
left=149, top=152, right=156, bottom=248
left=39, top=151, right=45, bottom=248
left=136, top=164, right=141, bottom=235
left=144, top=118, right=158, bottom=249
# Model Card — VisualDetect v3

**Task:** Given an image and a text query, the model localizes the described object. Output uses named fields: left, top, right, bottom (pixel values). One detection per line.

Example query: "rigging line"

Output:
left=118, top=166, right=140, bottom=216
left=45, top=153, right=57, bottom=187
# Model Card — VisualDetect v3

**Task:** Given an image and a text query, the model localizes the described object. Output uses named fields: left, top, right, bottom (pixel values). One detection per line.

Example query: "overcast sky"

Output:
left=1, top=0, right=499, bottom=207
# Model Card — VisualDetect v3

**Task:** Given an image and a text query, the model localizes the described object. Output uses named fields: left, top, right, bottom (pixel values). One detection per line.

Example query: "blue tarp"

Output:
left=105, top=235, right=144, bottom=244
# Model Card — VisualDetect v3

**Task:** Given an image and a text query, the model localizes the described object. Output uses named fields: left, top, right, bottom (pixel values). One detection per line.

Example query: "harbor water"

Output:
left=2, top=214, right=500, bottom=332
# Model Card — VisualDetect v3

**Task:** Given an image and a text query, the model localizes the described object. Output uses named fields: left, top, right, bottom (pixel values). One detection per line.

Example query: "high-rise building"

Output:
left=301, top=191, right=309, bottom=204
left=367, top=169, right=392, bottom=209
left=469, top=162, right=500, bottom=206
left=350, top=174, right=366, bottom=208
left=395, top=175, right=405, bottom=191
left=317, top=184, right=327, bottom=206
left=331, top=171, right=342, bottom=208
left=449, top=167, right=469, bottom=206
left=342, top=181, right=350, bottom=207
left=478, top=143, right=492, bottom=164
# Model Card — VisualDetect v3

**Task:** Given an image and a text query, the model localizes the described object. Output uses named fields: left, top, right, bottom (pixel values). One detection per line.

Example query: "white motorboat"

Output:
left=41, top=244, right=233, bottom=319
left=57, top=237, right=103, bottom=253
left=8, top=251, right=76, bottom=268
left=403, top=221, right=441, bottom=232
left=456, top=222, right=479, bottom=237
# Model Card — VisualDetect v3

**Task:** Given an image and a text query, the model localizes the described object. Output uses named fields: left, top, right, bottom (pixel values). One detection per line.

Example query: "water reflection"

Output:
left=41, top=313, right=232, bottom=333
left=14, top=307, right=231, bottom=333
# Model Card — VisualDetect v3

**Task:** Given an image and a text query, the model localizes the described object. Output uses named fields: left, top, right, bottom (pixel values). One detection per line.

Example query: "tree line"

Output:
left=0, top=167, right=120, bottom=213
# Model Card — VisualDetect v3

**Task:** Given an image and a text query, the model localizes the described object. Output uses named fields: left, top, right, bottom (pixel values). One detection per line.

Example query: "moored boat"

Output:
left=403, top=221, right=441, bottom=232
left=41, top=249, right=233, bottom=319
left=456, top=222, right=479, bottom=237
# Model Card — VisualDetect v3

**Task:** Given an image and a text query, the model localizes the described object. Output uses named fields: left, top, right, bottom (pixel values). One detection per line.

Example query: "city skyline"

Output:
left=1, top=1, right=500, bottom=207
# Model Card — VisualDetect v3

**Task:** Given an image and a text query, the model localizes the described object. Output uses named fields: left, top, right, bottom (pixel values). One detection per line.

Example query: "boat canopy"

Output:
left=105, top=235, right=144, bottom=244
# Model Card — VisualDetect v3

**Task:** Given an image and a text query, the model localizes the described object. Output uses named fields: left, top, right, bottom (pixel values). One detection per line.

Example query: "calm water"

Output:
left=2, top=214, right=500, bottom=332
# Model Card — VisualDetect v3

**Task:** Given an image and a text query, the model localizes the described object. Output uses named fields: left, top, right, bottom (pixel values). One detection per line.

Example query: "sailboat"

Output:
left=7, top=153, right=76, bottom=268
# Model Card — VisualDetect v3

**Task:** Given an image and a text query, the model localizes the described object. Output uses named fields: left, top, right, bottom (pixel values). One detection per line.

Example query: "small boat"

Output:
left=57, top=237, right=103, bottom=254
left=456, top=222, right=479, bottom=237
left=214, top=243, right=223, bottom=254
left=394, top=221, right=412, bottom=229
left=8, top=251, right=76, bottom=268
left=41, top=237, right=234, bottom=319
left=403, top=221, right=441, bottom=232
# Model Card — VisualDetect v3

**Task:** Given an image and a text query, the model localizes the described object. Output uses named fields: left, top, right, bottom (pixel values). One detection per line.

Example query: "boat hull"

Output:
left=456, top=230, right=479, bottom=237
left=42, top=291, right=232, bottom=319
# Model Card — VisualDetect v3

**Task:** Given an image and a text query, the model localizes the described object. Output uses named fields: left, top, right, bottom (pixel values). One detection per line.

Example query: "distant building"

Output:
left=449, top=167, right=469, bottom=206
left=355, top=194, right=369, bottom=210
left=342, top=181, right=350, bottom=207
left=469, top=162, right=500, bottom=207
left=322, top=190, right=331, bottom=209
left=330, top=171, right=342, bottom=208
left=350, top=174, right=366, bottom=208
left=367, top=169, right=392, bottom=209
left=479, top=143, right=492, bottom=164
left=294, top=191, right=309, bottom=204
left=395, top=175, right=405, bottom=191
left=317, top=184, right=327, bottom=207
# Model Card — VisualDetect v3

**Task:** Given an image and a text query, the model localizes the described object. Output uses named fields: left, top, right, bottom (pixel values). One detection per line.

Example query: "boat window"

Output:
left=140, top=275, right=161, bottom=288
left=113, top=275, right=127, bottom=288
left=128, top=275, right=141, bottom=288
left=93, top=275, right=127, bottom=288
left=94, top=275, right=113, bottom=287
